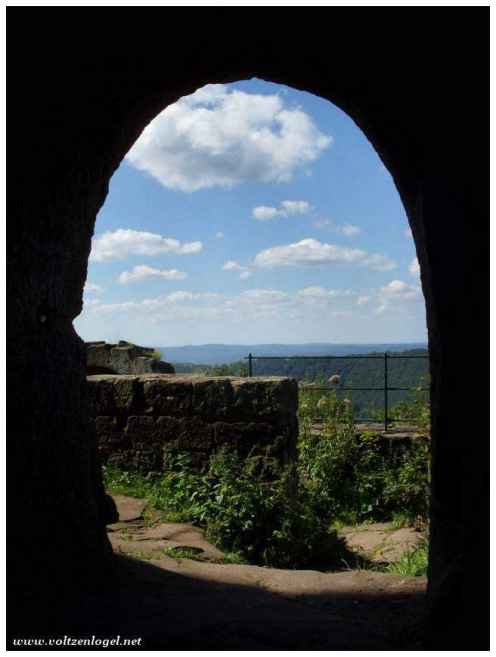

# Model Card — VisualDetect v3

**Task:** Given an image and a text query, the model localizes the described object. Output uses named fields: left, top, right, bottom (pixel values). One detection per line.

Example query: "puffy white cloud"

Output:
left=222, top=259, right=253, bottom=280
left=376, top=279, right=422, bottom=314
left=119, top=265, right=187, bottom=284
left=90, top=229, right=202, bottom=262
left=222, top=260, right=244, bottom=271
left=126, top=84, right=331, bottom=192
left=253, top=238, right=396, bottom=271
left=357, top=295, right=370, bottom=305
left=252, top=199, right=311, bottom=221
left=380, top=280, right=420, bottom=298
left=216, top=232, right=224, bottom=239
left=252, top=206, right=280, bottom=221
left=409, top=257, right=420, bottom=278
left=84, top=282, right=103, bottom=295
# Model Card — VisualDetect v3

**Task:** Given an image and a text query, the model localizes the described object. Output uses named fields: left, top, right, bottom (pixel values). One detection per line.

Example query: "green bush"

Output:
left=297, top=387, right=430, bottom=525
left=105, top=449, right=328, bottom=568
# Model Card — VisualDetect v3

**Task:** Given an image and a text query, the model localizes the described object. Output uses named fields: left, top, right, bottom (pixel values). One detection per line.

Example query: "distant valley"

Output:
left=159, top=342, right=428, bottom=366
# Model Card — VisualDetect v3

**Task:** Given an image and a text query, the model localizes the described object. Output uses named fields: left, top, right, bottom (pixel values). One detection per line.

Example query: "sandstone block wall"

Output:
left=87, top=341, right=175, bottom=375
left=88, top=374, right=298, bottom=473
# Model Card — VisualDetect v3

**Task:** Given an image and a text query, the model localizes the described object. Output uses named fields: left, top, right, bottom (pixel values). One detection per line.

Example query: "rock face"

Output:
left=86, top=341, right=175, bottom=375
left=88, top=374, right=298, bottom=472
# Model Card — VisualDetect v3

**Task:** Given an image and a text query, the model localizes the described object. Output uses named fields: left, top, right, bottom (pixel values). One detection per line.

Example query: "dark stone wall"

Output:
left=7, top=8, right=488, bottom=648
left=89, top=374, right=298, bottom=473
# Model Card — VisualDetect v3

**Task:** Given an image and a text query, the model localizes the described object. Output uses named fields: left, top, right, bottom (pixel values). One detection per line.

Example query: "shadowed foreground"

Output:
left=9, top=552, right=426, bottom=650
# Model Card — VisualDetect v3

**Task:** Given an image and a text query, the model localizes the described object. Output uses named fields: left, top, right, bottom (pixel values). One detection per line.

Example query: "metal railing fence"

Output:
left=245, top=352, right=429, bottom=431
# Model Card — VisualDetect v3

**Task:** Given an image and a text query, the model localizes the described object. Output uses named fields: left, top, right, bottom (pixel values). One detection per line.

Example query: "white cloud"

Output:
left=253, top=238, right=396, bottom=272
left=90, top=229, right=202, bottom=262
left=84, top=282, right=103, bottom=295
left=240, top=289, right=288, bottom=303
left=340, top=223, right=361, bottom=237
left=126, top=84, right=332, bottom=192
left=380, top=280, right=420, bottom=299
left=83, top=288, right=288, bottom=323
left=313, top=217, right=361, bottom=237
left=119, top=265, right=187, bottom=284
left=167, top=291, right=220, bottom=303
left=78, top=280, right=426, bottom=343
left=362, top=253, right=397, bottom=271
left=216, top=232, right=224, bottom=239
left=280, top=200, right=311, bottom=214
left=222, top=260, right=244, bottom=271
left=252, top=206, right=280, bottom=221
left=409, top=257, right=420, bottom=278
left=252, top=199, right=311, bottom=221
left=297, top=286, right=354, bottom=299
left=376, top=279, right=422, bottom=313
left=297, top=286, right=330, bottom=299
left=222, top=259, right=253, bottom=280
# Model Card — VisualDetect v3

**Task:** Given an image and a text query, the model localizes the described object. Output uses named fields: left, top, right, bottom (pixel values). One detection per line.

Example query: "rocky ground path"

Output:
left=95, top=494, right=428, bottom=649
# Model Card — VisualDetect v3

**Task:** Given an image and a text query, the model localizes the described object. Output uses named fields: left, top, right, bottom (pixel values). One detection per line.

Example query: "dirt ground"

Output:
left=8, top=495, right=427, bottom=650
left=88, top=494, right=427, bottom=649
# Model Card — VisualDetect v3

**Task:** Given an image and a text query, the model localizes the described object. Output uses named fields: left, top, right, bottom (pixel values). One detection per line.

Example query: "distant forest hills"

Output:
left=160, top=342, right=428, bottom=366
left=166, top=344, right=429, bottom=416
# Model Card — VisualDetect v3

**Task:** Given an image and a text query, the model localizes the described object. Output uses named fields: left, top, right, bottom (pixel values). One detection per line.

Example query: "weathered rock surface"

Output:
left=338, top=523, right=425, bottom=563
left=86, top=340, right=175, bottom=375
left=89, top=374, right=298, bottom=472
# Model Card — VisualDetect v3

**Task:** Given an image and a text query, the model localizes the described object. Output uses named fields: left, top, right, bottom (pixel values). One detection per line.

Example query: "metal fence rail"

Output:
left=245, top=352, right=429, bottom=431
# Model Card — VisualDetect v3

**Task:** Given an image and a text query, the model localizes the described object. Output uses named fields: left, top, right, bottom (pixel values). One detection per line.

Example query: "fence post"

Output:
left=384, top=352, right=388, bottom=431
left=248, top=353, right=253, bottom=377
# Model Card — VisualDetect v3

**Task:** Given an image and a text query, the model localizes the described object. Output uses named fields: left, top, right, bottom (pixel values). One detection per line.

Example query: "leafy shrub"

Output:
left=105, top=449, right=328, bottom=568
left=297, top=387, right=430, bottom=525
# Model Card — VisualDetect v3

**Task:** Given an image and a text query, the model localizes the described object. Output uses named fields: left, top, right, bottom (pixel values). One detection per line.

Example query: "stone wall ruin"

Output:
left=88, top=374, right=298, bottom=474
left=87, top=341, right=175, bottom=375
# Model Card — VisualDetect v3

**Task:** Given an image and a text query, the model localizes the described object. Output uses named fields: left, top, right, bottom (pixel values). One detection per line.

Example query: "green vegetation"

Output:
left=386, top=539, right=429, bottom=577
left=298, top=388, right=430, bottom=525
left=104, top=385, right=430, bottom=573
left=162, top=546, right=205, bottom=560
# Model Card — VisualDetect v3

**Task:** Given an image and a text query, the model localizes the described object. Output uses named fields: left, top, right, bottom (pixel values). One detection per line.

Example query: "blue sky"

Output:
left=75, top=79, right=426, bottom=347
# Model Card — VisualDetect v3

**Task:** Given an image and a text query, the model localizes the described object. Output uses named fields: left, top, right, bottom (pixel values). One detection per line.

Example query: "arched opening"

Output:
left=7, top=12, right=488, bottom=650
left=76, top=78, right=430, bottom=640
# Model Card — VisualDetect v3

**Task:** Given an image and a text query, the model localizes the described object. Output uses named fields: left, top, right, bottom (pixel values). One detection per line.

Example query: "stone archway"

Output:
left=7, top=9, right=488, bottom=649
